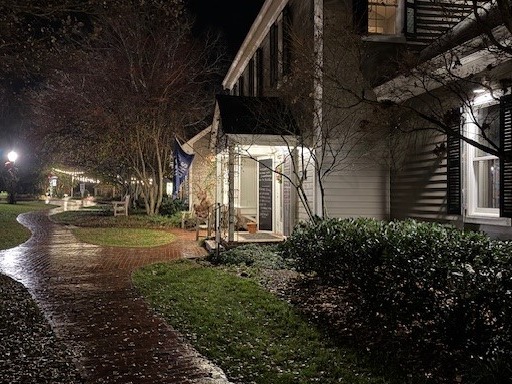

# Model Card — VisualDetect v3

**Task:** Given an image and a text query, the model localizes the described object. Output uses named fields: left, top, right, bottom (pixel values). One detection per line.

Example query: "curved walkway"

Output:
left=0, top=209, right=229, bottom=384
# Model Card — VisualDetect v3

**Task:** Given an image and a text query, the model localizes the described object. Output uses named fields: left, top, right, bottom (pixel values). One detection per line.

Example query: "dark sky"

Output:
left=186, top=0, right=264, bottom=55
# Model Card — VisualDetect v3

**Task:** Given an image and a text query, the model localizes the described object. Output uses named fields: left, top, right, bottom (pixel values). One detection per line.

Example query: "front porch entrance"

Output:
left=216, top=143, right=295, bottom=243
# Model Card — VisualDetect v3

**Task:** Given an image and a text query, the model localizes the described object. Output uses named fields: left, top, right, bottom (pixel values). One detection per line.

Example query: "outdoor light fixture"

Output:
left=7, top=150, right=18, bottom=163
left=473, top=88, right=486, bottom=94
left=5, top=150, right=18, bottom=204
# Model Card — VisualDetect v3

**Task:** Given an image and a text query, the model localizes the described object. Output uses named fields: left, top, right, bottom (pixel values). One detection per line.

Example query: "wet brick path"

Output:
left=0, top=209, right=229, bottom=384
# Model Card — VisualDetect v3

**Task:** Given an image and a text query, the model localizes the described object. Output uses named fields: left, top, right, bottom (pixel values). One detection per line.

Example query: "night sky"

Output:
left=186, top=0, right=264, bottom=55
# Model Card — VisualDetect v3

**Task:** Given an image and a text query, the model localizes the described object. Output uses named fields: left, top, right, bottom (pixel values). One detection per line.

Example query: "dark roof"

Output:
left=215, top=95, right=298, bottom=136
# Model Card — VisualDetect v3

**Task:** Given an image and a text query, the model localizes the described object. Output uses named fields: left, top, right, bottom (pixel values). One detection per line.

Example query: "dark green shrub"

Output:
left=282, top=218, right=512, bottom=382
left=159, top=196, right=187, bottom=216
left=208, top=243, right=289, bottom=270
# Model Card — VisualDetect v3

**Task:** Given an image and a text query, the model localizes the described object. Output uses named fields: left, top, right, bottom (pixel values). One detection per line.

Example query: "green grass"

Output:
left=50, top=209, right=178, bottom=247
left=133, top=260, right=388, bottom=384
left=50, top=209, right=178, bottom=228
left=73, top=227, right=176, bottom=247
left=0, top=201, right=56, bottom=250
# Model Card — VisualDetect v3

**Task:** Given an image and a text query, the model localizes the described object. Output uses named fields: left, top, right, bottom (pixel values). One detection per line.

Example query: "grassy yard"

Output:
left=133, top=260, right=388, bottom=384
left=50, top=209, right=179, bottom=247
left=72, top=227, right=176, bottom=247
left=0, top=201, right=56, bottom=250
left=50, top=209, right=179, bottom=228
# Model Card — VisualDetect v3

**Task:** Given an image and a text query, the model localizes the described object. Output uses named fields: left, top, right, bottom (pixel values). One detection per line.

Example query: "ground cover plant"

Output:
left=133, top=260, right=388, bottom=384
left=281, top=218, right=512, bottom=383
left=0, top=201, right=56, bottom=250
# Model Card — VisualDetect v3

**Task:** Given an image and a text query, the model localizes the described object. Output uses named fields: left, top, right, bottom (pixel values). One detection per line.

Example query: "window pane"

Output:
left=476, top=104, right=500, bottom=157
left=474, top=159, right=500, bottom=209
left=368, top=0, right=397, bottom=34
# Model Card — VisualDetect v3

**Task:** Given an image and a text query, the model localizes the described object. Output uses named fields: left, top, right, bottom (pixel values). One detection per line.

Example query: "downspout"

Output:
left=313, top=0, right=324, bottom=217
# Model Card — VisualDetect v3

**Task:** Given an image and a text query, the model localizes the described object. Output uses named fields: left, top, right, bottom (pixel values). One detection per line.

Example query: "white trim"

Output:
left=184, top=125, right=212, bottom=152
left=464, top=216, right=512, bottom=226
left=464, top=98, right=500, bottom=218
left=223, top=0, right=289, bottom=90
left=374, top=26, right=511, bottom=102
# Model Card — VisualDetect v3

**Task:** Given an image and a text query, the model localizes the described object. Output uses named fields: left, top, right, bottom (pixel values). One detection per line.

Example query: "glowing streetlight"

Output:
left=5, top=151, right=18, bottom=204
left=7, top=150, right=18, bottom=163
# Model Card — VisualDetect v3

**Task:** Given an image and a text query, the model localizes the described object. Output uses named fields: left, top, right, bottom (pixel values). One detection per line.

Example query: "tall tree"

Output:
left=28, top=0, right=224, bottom=214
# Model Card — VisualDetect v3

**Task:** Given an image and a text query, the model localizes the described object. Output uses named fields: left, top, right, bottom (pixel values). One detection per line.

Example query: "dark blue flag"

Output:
left=173, top=139, right=194, bottom=198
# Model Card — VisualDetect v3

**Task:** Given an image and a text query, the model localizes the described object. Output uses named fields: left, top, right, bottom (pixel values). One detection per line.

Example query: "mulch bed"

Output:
left=0, top=274, right=83, bottom=384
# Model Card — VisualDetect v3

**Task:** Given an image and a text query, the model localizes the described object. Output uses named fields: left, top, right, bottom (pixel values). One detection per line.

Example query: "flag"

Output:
left=172, top=138, right=194, bottom=198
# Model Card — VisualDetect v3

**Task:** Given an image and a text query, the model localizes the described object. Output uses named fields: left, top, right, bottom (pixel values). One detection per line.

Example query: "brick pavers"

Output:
left=0, top=209, right=229, bottom=384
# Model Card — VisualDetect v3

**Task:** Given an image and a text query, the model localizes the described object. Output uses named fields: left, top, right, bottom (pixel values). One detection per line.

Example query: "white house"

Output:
left=199, top=0, right=510, bottom=243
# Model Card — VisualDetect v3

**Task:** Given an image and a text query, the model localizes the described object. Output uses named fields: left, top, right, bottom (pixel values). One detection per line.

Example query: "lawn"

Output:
left=133, top=260, right=388, bottom=384
left=50, top=209, right=179, bottom=247
left=72, top=227, right=176, bottom=247
left=0, top=201, right=56, bottom=250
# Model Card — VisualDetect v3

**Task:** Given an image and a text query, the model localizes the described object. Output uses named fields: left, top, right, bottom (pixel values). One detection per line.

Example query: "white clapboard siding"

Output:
left=390, top=133, right=452, bottom=220
left=322, top=161, right=389, bottom=220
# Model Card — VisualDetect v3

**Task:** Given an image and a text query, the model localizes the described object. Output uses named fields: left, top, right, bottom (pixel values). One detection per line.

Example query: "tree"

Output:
left=28, top=0, right=224, bottom=214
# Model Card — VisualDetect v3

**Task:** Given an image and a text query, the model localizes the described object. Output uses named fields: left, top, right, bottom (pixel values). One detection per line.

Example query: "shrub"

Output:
left=281, top=218, right=512, bottom=382
left=208, top=243, right=289, bottom=270
left=159, top=196, right=187, bottom=216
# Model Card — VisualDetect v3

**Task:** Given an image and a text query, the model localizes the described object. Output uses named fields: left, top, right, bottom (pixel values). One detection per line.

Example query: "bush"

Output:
left=281, top=218, right=512, bottom=382
left=159, top=196, right=187, bottom=216
left=208, top=243, right=289, bottom=270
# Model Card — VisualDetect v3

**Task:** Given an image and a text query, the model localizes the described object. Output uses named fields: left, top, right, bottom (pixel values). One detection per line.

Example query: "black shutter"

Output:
left=500, top=95, right=512, bottom=217
left=283, top=5, right=292, bottom=76
left=447, top=109, right=461, bottom=214
left=269, top=23, right=278, bottom=86
left=256, top=48, right=264, bottom=97
left=353, top=0, right=368, bottom=35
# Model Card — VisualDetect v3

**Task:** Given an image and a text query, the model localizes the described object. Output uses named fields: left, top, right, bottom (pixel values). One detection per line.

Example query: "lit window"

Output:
left=466, top=103, right=500, bottom=216
left=368, top=0, right=398, bottom=34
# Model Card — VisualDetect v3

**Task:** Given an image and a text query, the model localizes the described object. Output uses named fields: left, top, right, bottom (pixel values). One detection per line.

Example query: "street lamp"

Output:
left=7, top=151, right=18, bottom=163
left=5, top=151, right=18, bottom=204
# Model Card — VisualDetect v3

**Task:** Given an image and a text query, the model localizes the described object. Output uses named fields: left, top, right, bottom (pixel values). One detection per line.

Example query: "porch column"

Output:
left=228, top=141, right=235, bottom=242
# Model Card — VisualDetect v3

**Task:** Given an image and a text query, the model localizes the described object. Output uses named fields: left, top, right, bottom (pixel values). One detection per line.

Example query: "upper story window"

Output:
left=353, top=0, right=403, bottom=37
left=256, top=48, right=264, bottom=96
left=248, top=57, right=255, bottom=96
left=269, top=23, right=279, bottom=87
left=238, top=76, right=245, bottom=96
left=368, top=0, right=398, bottom=34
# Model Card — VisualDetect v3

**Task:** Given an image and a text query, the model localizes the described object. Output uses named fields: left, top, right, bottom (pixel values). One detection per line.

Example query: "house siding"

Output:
left=390, top=133, right=453, bottom=221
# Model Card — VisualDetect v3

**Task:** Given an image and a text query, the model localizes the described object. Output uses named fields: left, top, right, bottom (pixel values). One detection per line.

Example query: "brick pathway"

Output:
left=0, top=209, right=230, bottom=384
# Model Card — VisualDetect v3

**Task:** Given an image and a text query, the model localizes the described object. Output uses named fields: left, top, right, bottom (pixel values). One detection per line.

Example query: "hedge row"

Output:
left=281, top=218, right=512, bottom=382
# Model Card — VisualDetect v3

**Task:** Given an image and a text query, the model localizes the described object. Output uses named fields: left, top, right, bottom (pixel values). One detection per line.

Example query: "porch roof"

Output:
left=215, top=95, right=298, bottom=136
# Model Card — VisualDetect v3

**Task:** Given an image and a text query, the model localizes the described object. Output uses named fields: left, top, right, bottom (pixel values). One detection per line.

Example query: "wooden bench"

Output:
left=112, top=195, right=130, bottom=216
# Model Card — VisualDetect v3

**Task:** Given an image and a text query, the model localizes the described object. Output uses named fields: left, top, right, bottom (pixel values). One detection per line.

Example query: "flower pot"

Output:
left=247, top=222, right=257, bottom=234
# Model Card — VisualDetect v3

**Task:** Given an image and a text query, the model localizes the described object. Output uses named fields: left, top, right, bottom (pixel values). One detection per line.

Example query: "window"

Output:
left=238, top=76, right=245, bottom=96
left=368, top=0, right=398, bottom=34
left=248, top=58, right=255, bottom=96
left=256, top=48, right=264, bottom=96
left=353, top=0, right=401, bottom=36
left=282, top=5, right=292, bottom=76
left=448, top=94, right=512, bottom=219
left=465, top=100, right=501, bottom=217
